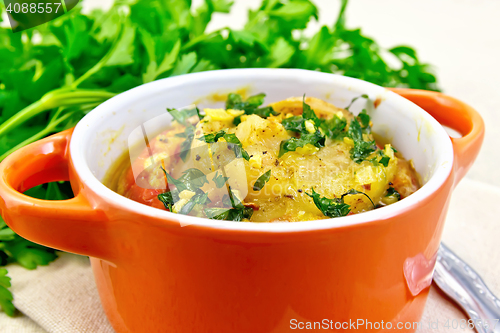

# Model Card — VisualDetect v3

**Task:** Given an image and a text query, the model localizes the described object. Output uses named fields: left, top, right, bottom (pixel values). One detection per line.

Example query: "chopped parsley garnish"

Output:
left=303, top=96, right=350, bottom=140
left=369, top=150, right=391, bottom=167
left=168, top=106, right=205, bottom=162
left=157, top=191, right=175, bottom=211
left=307, top=188, right=375, bottom=218
left=281, top=99, right=347, bottom=139
left=278, top=131, right=325, bottom=157
left=167, top=106, right=202, bottom=125
left=212, top=172, right=230, bottom=188
left=227, top=93, right=279, bottom=125
left=385, top=187, right=401, bottom=201
left=281, top=116, right=306, bottom=132
left=205, top=188, right=253, bottom=221
left=343, top=188, right=376, bottom=208
left=162, top=168, right=208, bottom=193
left=175, top=125, right=195, bottom=162
left=279, top=96, right=355, bottom=156
left=378, top=154, right=390, bottom=167
left=320, top=116, right=348, bottom=140
left=205, top=206, right=254, bottom=221
left=306, top=188, right=351, bottom=218
left=158, top=167, right=252, bottom=220
left=226, top=92, right=262, bottom=110
left=199, top=129, right=226, bottom=143
left=301, top=96, right=322, bottom=127
left=198, top=130, right=250, bottom=161
left=158, top=168, right=212, bottom=215
left=346, top=118, right=377, bottom=163
left=253, top=170, right=271, bottom=191
left=345, top=94, right=369, bottom=111
left=356, top=109, right=371, bottom=133
left=178, top=192, right=210, bottom=215
left=278, top=97, right=327, bottom=157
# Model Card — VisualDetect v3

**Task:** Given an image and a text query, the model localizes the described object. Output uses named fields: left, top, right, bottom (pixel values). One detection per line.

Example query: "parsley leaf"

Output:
left=158, top=168, right=211, bottom=215
left=305, top=97, right=350, bottom=140
left=226, top=93, right=278, bottom=125
left=244, top=106, right=278, bottom=119
left=253, top=170, right=271, bottom=191
left=345, top=95, right=372, bottom=134
left=167, top=107, right=199, bottom=126
left=178, top=192, right=211, bottom=215
left=301, top=97, right=322, bottom=127
left=225, top=93, right=245, bottom=109
left=204, top=188, right=253, bottom=221
left=345, top=94, right=369, bottom=111
left=227, top=92, right=265, bottom=110
left=347, top=118, right=377, bottom=163
left=205, top=206, right=253, bottom=221
left=0, top=269, right=14, bottom=317
left=369, top=151, right=391, bottom=167
left=307, top=188, right=375, bottom=218
left=198, top=130, right=250, bottom=161
left=223, top=133, right=251, bottom=161
left=282, top=116, right=306, bottom=132
left=385, top=187, right=401, bottom=201
left=0, top=211, right=59, bottom=269
left=306, top=188, right=351, bottom=218
left=176, top=169, right=209, bottom=191
left=278, top=98, right=327, bottom=157
left=278, top=131, right=325, bottom=157
left=378, top=155, right=390, bottom=167
left=320, top=115, right=347, bottom=140
left=212, top=172, right=230, bottom=188
left=357, top=109, right=371, bottom=132
left=158, top=191, right=175, bottom=211
left=342, top=189, right=376, bottom=208
left=0, top=237, right=58, bottom=270
left=267, top=37, right=295, bottom=68
left=161, top=167, right=208, bottom=193
left=0, top=209, right=59, bottom=270
left=0, top=220, right=15, bottom=242
left=204, top=208, right=231, bottom=219
left=281, top=100, right=347, bottom=140
left=199, top=129, right=226, bottom=144
left=175, top=125, right=196, bottom=162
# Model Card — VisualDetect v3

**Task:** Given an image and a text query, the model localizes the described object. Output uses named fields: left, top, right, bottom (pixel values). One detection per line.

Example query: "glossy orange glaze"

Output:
left=0, top=90, right=484, bottom=332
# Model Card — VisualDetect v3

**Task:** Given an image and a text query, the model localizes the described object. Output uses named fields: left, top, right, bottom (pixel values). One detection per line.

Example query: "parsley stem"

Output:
left=71, top=61, right=104, bottom=88
left=0, top=99, right=45, bottom=138
left=71, top=23, right=127, bottom=88
left=244, top=11, right=267, bottom=31
left=0, top=89, right=115, bottom=139
left=335, top=0, right=349, bottom=29
left=181, top=29, right=223, bottom=50
left=0, top=98, right=100, bottom=162
left=0, top=111, right=75, bottom=162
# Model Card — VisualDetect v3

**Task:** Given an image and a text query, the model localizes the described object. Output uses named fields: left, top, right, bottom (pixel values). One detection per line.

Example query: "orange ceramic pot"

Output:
left=0, top=69, right=484, bottom=332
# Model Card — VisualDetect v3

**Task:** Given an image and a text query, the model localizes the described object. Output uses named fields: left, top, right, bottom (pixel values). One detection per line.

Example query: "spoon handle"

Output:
left=434, top=243, right=500, bottom=333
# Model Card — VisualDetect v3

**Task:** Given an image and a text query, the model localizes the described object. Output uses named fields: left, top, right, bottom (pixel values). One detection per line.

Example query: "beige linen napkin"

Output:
left=1, top=253, right=114, bottom=333
left=1, top=177, right=499, bottom=332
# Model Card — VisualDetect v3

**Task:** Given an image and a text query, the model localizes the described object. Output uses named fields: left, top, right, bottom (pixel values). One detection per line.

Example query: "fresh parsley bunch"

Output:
left=0, top=0, right=439, bottom=316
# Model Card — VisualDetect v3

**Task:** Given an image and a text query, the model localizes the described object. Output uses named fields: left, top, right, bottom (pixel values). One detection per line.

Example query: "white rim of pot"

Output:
left=71, top=69, right=454, bottom=232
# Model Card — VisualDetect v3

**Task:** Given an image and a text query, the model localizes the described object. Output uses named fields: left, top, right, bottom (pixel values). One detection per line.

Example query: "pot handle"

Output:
left=389, top=88, right=484, bottom=185
left=0, top=129, right=113, bottom=260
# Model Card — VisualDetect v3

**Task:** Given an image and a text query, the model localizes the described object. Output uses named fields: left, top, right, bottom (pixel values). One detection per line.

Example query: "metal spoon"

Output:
left=434, top=243, right=500, bottom=333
